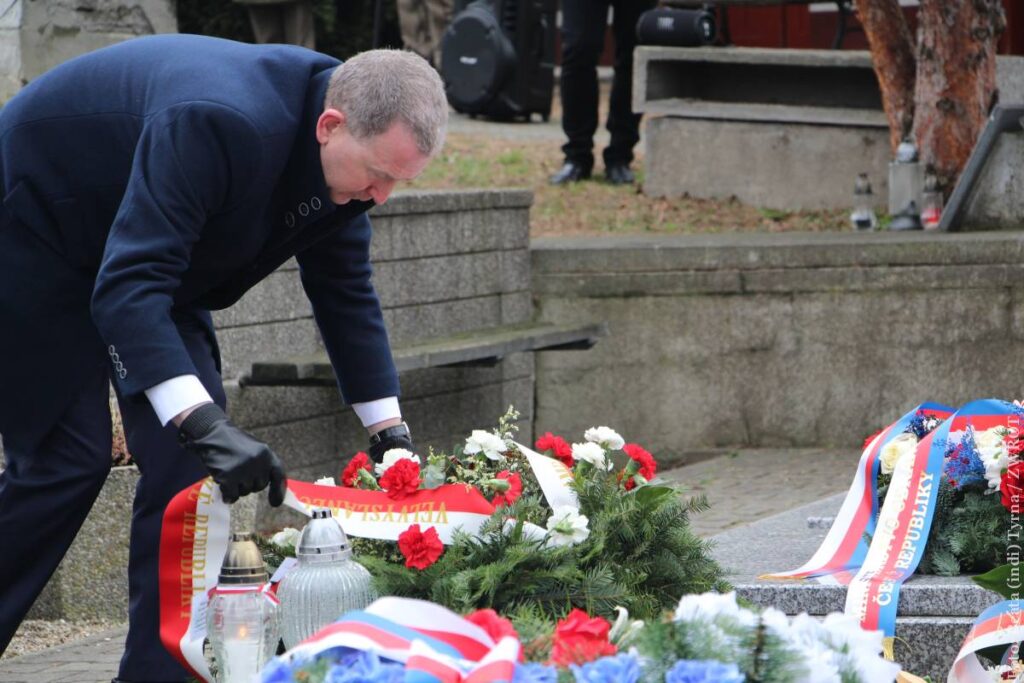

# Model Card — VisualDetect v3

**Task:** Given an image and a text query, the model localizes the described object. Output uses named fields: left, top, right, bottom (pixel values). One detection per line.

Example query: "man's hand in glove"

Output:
left=368, top=422, right=415, bottom=463
left=178, top=403, right=287, bottom=506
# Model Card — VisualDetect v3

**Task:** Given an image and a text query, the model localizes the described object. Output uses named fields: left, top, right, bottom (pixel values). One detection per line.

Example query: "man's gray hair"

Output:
left=325, top=49, right=448, bottom=157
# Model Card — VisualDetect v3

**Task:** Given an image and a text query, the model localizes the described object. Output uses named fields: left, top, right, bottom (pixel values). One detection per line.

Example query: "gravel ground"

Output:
left=1, top=619, right=125, bottom=660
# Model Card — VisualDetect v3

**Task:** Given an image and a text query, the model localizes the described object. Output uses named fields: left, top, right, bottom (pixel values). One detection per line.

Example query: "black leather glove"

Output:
left=368, top=422, right=415, bottom=463
left=178, top=403, right=287, bottom=506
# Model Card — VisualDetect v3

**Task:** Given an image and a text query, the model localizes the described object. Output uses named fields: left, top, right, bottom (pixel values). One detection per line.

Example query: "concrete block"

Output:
left=373, top=250, right=530, bottom=308
left=372, top=207, right=530, bottom=261
left=369, top=189, right=532, bottom=218
left=383, top=293, right=529, bottom=346
left=961, top=128, right=1024, bottom=231
left=28, top=466, right=137, bottom=622
left=642, top=116, right=891, bottom=209
left=216, top=318, right=320, bottom=381
left=212, top=269, right=311, bottom=329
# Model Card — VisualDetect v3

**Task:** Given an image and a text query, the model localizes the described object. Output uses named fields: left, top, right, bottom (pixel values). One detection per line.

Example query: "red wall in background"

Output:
left=722, top=0, right=1022, bottom=54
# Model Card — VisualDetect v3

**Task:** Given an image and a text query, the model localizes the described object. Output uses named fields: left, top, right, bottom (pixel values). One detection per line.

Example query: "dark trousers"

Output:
left=559, top=0, right=655, bottom=170
left=0, top=219, right=219, bottom=682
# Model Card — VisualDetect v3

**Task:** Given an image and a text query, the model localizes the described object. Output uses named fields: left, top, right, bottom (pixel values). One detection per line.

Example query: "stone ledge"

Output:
left=531, top=231, right=1024, bottom=274
left=368, top=188, right=533, bottom=217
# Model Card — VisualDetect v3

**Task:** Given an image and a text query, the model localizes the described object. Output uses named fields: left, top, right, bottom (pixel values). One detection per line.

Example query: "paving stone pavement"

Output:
left=0, top=447, right=859, bottom=681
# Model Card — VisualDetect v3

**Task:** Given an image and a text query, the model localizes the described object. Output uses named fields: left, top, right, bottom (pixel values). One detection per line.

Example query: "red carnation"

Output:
left=397, top=524, right=443, bottom=570
left=549, top=608, right=616, bottom=667
left=341, top=452, right=373, bottom=487
left=380, top=459, right=421, bottom=500
left=535, top=432, right=574, bottom=469
left=863, top=429, right=885, bottom=450
left=1002, top=461, right=1024, bottom=513
left=622, top=443, right=658, bottom=490
left=466, top=608, right=519, bottom=643
left=490, top=470, right=523, bottom=508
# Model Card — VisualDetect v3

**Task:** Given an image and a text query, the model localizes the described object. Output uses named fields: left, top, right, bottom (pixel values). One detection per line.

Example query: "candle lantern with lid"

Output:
left=277, top=508, right=376, bottom=648
left=207, top=533, right=280, bottom=683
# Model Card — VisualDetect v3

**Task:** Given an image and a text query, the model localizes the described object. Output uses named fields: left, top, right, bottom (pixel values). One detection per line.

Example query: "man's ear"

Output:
left=316, top=109, right=346, bottom=144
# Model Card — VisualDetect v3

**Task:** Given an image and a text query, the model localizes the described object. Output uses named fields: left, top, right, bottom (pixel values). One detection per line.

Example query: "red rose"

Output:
left=536, top=432, right=574, bottom=469
left=1001, top=461, right=1024, bottom=513
left=549, top=608, right=616, bottom=667
left=341, top=452, right=372, bottom=487
left=380, top=459, right=421, bottom=500
left=466, top=608, right=519, bottom=643
left=622, top=443, right=657, bottom=490
left=397, top=524, right=444, bottom=570
left=490, top=470, right=523, bottom=508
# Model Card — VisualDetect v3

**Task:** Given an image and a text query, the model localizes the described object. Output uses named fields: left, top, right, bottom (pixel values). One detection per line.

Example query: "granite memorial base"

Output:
left=710, top=493, right=1003, bottom=681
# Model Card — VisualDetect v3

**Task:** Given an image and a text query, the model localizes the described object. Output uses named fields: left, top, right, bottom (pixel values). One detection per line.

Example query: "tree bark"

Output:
left=912, top=0, right=1005, bottom=195
left=858, top=0, right=917, bottom=153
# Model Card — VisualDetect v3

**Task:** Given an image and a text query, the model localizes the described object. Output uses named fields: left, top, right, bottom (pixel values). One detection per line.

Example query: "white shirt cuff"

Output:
left=145, top=375, right=214, bottom=426
left=351, top=397, right=401, bottom=427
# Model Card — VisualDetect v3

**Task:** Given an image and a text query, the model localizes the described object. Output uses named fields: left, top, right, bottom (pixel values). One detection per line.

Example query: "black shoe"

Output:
left=604, top=164, right=635, bottom=185
left=549, top=161, right=591, bottom=186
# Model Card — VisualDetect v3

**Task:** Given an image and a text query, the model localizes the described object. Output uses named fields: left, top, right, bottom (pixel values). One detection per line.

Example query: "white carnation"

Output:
left=374, top=448, right=420, bottom=476
left=314, top=476, right=337, bottom=487
left=584, top=426, right=625, bottom=450
left=545, top=505, right=590, bottom=546
left=464, top=430, right=508, bottom=460
left=572, top=442, right=611, bottom=470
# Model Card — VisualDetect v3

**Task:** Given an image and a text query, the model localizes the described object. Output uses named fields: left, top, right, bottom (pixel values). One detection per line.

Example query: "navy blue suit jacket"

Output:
left=0, top=34, right=399, bottom=449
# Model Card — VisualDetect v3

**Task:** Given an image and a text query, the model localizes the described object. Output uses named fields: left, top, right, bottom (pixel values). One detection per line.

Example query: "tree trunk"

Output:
left=912, top=0, right=1005, bottom=195
left=858, top=0, right=917, bottom=153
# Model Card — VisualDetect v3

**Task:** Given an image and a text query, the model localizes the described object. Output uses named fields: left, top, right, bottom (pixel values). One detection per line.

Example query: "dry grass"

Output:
left=407, top=132, right=848, bottom=237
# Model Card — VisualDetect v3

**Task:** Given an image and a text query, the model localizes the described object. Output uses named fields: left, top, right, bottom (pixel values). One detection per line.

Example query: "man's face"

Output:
left=316, top=109, right=431, bottom=206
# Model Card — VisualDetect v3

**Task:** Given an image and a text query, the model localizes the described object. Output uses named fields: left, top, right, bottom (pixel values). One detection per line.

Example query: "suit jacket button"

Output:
left=298, top=202, right=309, bottom=217
left=311, top=197, right=322, bottom=211
left=284, top=212, right=296, bottom=228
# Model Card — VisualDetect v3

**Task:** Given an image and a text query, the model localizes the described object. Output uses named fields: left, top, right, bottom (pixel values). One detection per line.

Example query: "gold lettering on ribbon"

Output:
left=179, top=508, right=209, bottom=617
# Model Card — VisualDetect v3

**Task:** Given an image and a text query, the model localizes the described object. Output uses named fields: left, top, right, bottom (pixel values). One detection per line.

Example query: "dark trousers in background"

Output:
left=559, top=0, right=655, bottom=171
left=0, top=216, right=220, bottom=681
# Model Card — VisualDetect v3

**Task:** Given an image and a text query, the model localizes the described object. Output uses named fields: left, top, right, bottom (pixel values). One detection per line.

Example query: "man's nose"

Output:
left=369, top=180, right=396, bottom=205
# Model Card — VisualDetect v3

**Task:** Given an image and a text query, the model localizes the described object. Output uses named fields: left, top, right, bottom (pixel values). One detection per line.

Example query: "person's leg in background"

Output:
left=397, top=0, right=432, bottom=63
left=282, top=0, right=316, bottom=49
left=424, top=0, right=454, bottom=69
left=551, top=0, right=609, bottom=185
left=115, top=310, right=223, bottom=682
left=602, top=0, right=656, bottom=184
left=245, top=4, right=286, bottom=44
left=0, top=368, right=112, bottom=654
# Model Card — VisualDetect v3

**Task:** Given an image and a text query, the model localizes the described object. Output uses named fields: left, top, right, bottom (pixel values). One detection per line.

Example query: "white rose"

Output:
left=975, top=427, right=1010, bottom=489
left=545, top=505, right=590, bottom=546
left=878, top=433, right=918, bottom=475
left=269, top=527, right=301, bottom=551
left=374, top=448, right=420, bottom=476
left=584, top=426, right=625, bottom=451
left=572, top=442, right=611, bottom=470
left=464, top=430, right=508, bottom=460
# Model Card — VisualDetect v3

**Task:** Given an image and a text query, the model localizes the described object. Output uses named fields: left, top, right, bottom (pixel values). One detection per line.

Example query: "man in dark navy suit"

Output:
left=0, top=35, right=447, bottom=682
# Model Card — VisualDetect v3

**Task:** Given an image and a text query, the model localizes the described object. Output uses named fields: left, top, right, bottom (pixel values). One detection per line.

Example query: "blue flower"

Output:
left=260, top=656, right=297, bottom=683
left=324, top=650, right=405, bottom=683
left=514, top=662, right=559, bottom=683
left=906, top=411, right=941, bottom=439
left=665, top=659, right=744, bottom=683
left=942, top=428, right=986, bottom=489
left=570, top=653, right=641, bottom=683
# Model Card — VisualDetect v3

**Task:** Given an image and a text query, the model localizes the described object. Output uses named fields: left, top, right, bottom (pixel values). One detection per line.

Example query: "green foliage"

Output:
left=176, top=0, right=402, bottom=59
left=634, top=618, right=807, bottom=683
left=972, top=564, right=1017, bottom=600
left=362, top=469, right=727, bottom=627
left=878, top=476, right=1008, bottom=576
